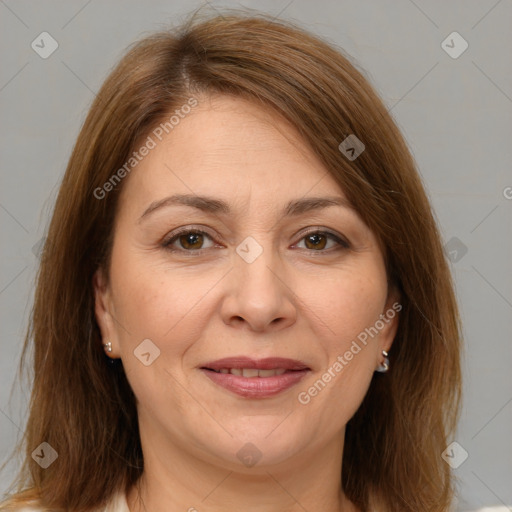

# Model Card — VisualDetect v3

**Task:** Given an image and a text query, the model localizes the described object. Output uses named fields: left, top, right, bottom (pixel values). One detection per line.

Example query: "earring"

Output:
left=103, top=341, right=112, bottom=353
left=375, top=350, right=389, bottom=373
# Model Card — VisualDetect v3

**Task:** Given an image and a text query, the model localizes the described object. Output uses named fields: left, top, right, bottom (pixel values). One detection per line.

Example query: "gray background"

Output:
left=1, top=1, right=511, bottom=510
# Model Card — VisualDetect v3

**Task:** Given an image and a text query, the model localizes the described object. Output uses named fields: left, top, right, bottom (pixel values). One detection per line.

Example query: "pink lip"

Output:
left=201, top=368, right=310, bottom=398
left=199, top=357, right=311, bottom=399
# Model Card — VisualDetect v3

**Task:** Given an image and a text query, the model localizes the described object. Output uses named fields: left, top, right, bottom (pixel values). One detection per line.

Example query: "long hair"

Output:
left=1, top=8, right=462, bottom=512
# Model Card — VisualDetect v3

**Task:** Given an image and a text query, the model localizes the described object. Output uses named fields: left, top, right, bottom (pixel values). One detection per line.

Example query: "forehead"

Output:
left=118, top=94, right=349, bottom=215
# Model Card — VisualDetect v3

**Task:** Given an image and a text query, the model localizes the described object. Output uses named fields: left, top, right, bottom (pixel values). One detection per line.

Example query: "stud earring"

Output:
left=103, top=341, right=112, bottom=353
left=375, top=350, right=389, bottom=372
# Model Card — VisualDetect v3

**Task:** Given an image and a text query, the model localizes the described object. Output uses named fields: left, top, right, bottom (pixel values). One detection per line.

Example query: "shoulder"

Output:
left=0, top=504, right=42, bottom=512
left=10, top=508, right=44, bottom=512
left=0, top=501, right=43, bottom=512
left=0, top=490, right=129, bottom=512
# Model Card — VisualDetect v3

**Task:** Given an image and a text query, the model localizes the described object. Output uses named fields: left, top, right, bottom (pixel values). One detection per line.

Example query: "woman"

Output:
left=0, top=9, right=462, bottom=512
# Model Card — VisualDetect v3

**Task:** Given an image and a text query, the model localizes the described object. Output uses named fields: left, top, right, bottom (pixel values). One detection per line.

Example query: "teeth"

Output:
left=263, top=368, right=287, bottom=376
left=258, top=369, right=279, bottom=377
left=215, top=368, right=289, bottom=377
left=242, top=369, right=259, bottom=378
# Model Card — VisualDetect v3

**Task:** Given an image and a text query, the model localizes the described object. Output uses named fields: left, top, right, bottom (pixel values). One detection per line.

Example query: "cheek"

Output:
left=295, top=265, right=385, bottom=412
left=109, top=247, right=220, bottom=354
left=108, top=254, right=213, bottom=408
left=303, top=264, right=387, bottom=344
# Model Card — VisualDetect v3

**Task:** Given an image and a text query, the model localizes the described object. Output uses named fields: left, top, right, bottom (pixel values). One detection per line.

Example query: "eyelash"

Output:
left=161, top=226, right=350, bottom=256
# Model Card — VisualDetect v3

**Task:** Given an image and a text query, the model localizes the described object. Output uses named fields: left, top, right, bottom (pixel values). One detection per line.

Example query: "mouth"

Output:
left=199, top=357, right=311, bottom=398
left=200, top=356, right=310, bottom=372
left=203, top=367, right=297, bottom=377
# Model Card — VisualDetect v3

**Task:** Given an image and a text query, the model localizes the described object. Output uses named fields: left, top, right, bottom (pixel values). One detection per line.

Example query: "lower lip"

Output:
left=200, top=369, right=310, bottom=398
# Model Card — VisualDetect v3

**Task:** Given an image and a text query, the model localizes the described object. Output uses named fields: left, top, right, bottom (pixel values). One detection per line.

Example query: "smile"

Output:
left=207, top=368, right=289, bottom=377
left=200, top=367, right=310, bottom=398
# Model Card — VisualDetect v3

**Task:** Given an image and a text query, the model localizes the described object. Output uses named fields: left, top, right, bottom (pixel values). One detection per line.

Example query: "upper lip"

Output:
left=201, top=357, right=310, bottom=371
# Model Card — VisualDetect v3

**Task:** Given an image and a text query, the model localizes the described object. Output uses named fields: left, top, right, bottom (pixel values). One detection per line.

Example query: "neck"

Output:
left=128, top=474, right=359, bottom=512
left=126, top=425, right=359, bottom=512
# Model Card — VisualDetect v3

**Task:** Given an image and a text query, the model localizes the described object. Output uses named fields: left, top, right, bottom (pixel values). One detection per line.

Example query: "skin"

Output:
left=94, top=94, right=400, bottom=512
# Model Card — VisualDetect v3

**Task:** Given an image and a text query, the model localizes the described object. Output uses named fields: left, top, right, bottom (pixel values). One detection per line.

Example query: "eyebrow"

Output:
left=139, top=193, right=354, bottom=222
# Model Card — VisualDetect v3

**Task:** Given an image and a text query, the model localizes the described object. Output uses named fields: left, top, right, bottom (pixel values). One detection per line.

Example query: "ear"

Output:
left=379, top=283, right=402, bottom=353
left=93, top=267, right=119, bottom=358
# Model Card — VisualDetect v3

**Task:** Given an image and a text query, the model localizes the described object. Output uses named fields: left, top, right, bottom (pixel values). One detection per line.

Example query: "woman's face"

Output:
left=94, top=94, right=399, bottom=470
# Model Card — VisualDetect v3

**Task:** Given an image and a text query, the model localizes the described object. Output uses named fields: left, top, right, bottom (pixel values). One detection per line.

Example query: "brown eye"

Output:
left=163, top=229, right=215, bottom=253
left=179, top=232, right=204, bottom=250
left=304, top=233, right=328, bottom=250
left=296, top=230, right=349, bottom=252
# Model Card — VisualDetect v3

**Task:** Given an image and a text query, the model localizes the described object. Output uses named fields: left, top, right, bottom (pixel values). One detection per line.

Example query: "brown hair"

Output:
left=1, top=8, right=462, bottom=512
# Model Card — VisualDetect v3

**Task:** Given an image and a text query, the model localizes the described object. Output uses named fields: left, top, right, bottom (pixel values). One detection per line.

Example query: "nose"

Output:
left=220, top=243, right=297, bottom=333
